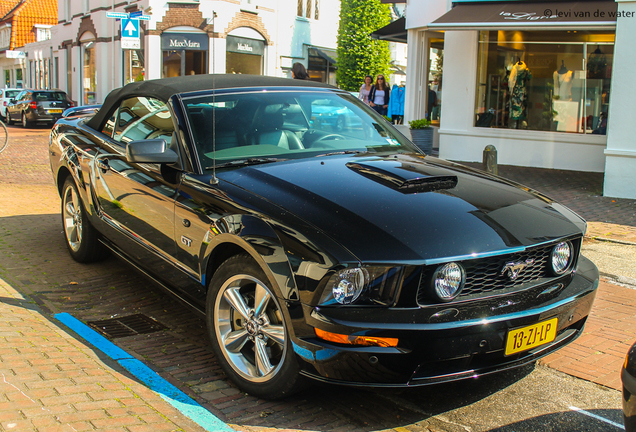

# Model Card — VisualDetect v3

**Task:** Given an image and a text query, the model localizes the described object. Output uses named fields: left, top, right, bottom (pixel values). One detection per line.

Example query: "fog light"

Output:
left=551, top=241, right=572, bottom=274
left=433, top=262, right=465, bottom=301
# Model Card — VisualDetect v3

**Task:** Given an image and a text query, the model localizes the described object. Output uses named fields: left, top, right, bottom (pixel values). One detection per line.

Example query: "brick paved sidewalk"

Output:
left=0, top=273, right=208, bottom=431
left=539, top=279, right=636, bottom=391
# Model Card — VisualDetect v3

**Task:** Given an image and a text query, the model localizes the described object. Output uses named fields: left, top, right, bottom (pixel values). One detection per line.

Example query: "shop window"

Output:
left=474, top=31, right=613, bottom=135
left=82, top=41, right=96, bottom=104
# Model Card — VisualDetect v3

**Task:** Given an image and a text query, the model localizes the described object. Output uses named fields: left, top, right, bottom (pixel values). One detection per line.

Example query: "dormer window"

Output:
left=0, top=25, right=11, bottom=49
left=35, top=25, right=52, bottom=42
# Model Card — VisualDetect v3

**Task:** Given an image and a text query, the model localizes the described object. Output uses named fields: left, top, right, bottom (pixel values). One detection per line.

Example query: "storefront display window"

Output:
left=475, top=31, right=614, bottom=134
left=226, top=35, right=264, bottom=75
left=161, top=32, right=208, bottom=78
left=82, top=41, right=96, bottom=105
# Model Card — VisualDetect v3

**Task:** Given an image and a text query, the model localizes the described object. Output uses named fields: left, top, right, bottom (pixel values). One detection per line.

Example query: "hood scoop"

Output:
left=346, top=161, right=458, bottom=194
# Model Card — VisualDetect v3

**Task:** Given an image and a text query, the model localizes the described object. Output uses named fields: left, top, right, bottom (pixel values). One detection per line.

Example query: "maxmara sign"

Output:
left=161, top=33, right=208, bottom=51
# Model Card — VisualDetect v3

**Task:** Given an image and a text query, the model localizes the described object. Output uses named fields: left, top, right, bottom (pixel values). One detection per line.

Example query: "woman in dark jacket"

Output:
left=368, top=74, right=390, bottom=116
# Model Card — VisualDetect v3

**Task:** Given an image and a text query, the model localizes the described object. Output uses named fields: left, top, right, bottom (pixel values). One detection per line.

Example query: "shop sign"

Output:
left=226, top=36, right=265, bottom=56
left=161, top=33, right=209, bottom=51
left=6, top=50, right=26, bottom=59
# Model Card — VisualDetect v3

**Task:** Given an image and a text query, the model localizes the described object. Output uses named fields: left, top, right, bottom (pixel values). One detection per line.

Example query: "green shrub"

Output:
left=408, top=118, right=431, bottom=129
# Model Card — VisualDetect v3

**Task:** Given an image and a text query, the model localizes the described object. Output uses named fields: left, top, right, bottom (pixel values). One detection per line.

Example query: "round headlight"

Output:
left=433, top=262, right=465, bottom=301
left=551, top=241, right=572, bottom=274
left=332, top=268, right=368, bottom=304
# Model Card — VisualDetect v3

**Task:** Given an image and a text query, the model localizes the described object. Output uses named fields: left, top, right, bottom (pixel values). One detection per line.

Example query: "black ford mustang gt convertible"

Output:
left=49, top=74, right=599, bottom=399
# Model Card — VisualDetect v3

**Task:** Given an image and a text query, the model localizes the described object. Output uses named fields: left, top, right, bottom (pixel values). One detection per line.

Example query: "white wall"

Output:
left=603, top=0, right=636, bottom=198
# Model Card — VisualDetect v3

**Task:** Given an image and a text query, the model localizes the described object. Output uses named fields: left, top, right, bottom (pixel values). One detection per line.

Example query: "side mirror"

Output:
left=9, top=99, right=15, bottom=104
left=126, top=139, right=178, bottom=164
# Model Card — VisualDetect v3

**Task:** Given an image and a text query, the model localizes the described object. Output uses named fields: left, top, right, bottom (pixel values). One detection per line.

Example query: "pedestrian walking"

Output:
left=291, top=62, right=309, bottom=80
left=368, top=74, right=390, bottom=116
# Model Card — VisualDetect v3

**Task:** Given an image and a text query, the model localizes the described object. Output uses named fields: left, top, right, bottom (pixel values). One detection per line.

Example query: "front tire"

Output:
left=206, top=254, right=305, bottom=399
left=61, top=177, right=106, bottom=263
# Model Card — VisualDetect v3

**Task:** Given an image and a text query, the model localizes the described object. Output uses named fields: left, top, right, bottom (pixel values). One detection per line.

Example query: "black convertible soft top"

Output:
left=86, top=74, right=335, bottom=131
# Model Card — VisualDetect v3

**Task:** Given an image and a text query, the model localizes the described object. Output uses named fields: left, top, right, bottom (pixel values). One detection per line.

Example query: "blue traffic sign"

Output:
left=121, top=18, right=140, bottom=39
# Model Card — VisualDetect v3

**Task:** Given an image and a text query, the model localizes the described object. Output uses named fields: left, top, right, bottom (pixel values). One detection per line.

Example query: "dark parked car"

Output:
left=7, top=89, right=73, bottom=127
left=49, top=74, right=599, bottom=399
left=624, top=342, right=636, bottom=431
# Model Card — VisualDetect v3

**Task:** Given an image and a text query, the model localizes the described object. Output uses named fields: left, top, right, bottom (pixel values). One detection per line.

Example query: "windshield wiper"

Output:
left=206, top=157, right=286, bottom=170
left=315, top=150, right=364, bottom=157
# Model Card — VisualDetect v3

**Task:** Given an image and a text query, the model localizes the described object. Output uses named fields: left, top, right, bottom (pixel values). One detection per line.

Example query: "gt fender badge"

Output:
left=181, top=235, right=192, bottom=247
left=501, top=259, right=535, bottom=280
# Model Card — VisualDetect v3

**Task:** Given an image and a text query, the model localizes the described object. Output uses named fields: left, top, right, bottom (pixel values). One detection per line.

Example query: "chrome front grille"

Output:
left=416, top=239, right=580, bottom=305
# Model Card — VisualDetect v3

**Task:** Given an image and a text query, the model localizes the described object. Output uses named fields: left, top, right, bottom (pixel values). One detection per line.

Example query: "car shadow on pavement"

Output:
left=0, top=213, right=541, bottom=430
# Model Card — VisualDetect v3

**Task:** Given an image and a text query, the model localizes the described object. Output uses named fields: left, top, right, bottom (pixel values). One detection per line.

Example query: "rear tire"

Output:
left=21, top=112, right=31, bottom=128
left=61, top=177, right=107, bottom=263
left=206, top=254, right=306, bottom=399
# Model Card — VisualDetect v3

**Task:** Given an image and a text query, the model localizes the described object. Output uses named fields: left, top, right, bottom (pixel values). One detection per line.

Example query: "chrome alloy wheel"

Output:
left=62, top=183, right=83, bottom=252
left=214, top=274, right=286, bottom=382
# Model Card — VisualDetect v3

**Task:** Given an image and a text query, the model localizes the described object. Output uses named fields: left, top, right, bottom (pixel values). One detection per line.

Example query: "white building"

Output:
left=13, top=0, right=340, bottom=105
left=404, top=0, right=636, bottom=199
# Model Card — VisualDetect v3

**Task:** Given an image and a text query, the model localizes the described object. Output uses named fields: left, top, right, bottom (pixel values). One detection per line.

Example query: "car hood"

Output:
left=218, top=154, right=585, bottom=263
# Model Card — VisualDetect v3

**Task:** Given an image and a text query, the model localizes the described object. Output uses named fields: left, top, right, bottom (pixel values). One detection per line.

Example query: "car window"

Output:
left=33, top=91, right=68, bottom=101
left=113, top=97, right=174, bottom=145
left=4, top=90, right=20, bottom=99
left=182, top=90, right=417, bottom=171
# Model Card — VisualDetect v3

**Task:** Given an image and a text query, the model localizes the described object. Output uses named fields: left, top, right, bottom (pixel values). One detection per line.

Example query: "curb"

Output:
left=586, top=235, right=636, bottom=246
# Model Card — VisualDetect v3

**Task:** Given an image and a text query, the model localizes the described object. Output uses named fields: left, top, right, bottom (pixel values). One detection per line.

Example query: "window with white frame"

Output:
left=0, top=25, right=11, bottom=49
left=35, top=25, right=52, bottom=42
left=297, top=0, right=319, bottom=19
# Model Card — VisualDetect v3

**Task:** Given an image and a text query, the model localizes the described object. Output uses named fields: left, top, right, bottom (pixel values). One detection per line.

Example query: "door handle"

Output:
left=96, top=159, right=110, bottom=171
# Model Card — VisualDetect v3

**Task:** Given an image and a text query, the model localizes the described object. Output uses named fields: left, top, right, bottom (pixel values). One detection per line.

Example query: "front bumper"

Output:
left=292, top=256, right=599, bottom=387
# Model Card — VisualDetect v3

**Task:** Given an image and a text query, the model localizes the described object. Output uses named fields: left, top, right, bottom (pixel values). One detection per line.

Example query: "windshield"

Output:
left=5, top=90, right=20, bottom=99
left=183, top=90, right=420, bottom=171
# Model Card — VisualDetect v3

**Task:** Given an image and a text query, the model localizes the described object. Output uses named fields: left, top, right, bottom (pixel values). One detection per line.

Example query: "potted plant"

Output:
left=408, top=118, right=433, bottom=155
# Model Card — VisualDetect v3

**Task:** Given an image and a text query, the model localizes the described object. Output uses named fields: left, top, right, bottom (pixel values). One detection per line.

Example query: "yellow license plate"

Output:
left=48, top=109, right=63, bottom=114
left=505, top=318, right=558, bottom=356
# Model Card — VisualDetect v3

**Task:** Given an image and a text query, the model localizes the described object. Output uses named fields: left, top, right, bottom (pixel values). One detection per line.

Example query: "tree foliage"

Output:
left=336, top=0, right=392, bottom=91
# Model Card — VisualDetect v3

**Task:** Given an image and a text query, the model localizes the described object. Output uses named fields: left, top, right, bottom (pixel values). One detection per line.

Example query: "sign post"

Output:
left=106, top=11, right=150, bottom=50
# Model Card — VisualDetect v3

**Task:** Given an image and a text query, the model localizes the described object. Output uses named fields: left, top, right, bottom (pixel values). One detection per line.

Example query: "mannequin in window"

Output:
left=508, top=58, right=532, bottom=129
left=553, top=60, right=573, bottom=101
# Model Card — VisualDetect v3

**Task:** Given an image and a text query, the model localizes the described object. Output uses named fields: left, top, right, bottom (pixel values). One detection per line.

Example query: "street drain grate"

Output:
left=87, top=314, right=168, bottom=339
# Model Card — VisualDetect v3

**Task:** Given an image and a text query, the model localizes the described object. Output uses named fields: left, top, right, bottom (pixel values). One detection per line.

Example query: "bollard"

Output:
left=483, top=145, right=498, bottom=176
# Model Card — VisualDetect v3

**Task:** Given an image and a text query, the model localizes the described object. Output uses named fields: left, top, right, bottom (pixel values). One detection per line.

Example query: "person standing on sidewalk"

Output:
left=368, top=74, right=390, bottom=116
left=359, top=75, right=373, bottom=105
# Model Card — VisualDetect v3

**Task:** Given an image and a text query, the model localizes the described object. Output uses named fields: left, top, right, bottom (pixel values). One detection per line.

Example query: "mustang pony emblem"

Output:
left=501, top=259, right=535, bottom=280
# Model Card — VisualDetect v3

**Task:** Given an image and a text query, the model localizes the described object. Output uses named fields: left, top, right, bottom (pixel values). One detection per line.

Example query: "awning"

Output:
left=429, top=1, right=618, bottom=31
left=371, top=17, right=407, bottom=43
left=308, top=47, right=336, bottom=65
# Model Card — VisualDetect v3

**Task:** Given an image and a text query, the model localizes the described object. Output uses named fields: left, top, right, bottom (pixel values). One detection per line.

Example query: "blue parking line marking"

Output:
left=55, top=313, right=233, bottom=432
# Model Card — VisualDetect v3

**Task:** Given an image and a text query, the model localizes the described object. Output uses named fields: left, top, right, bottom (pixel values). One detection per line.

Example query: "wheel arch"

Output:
left=202, top=215, right=301, bottom=304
